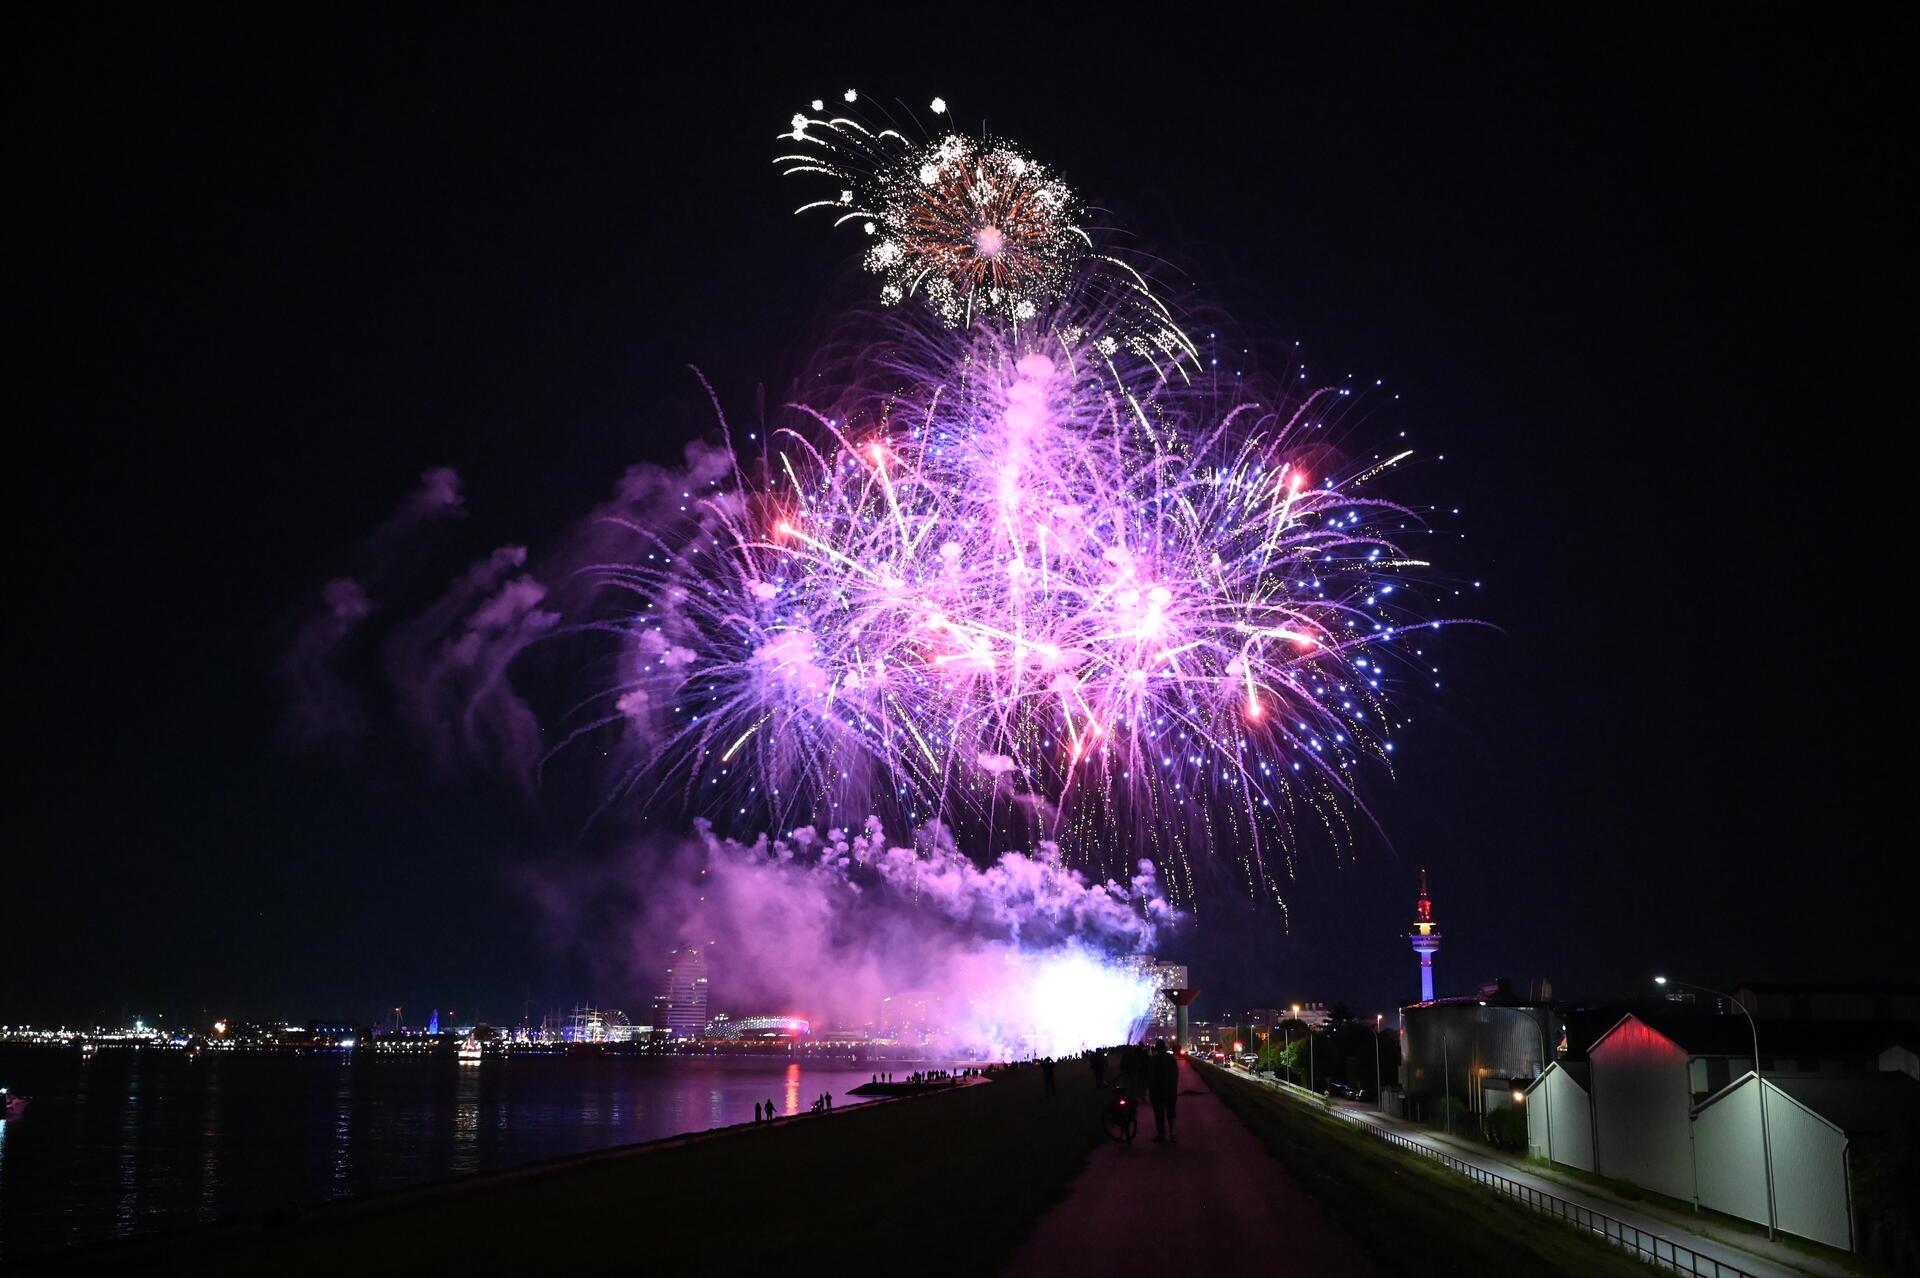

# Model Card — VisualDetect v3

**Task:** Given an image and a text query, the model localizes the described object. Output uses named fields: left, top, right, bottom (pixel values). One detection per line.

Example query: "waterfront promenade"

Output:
left=79, top=1061, right=1103, bottom=1276
left=1004, top=1057, right=1379, bottom=1275
left=56, top=1052, right=1729, bottom=1276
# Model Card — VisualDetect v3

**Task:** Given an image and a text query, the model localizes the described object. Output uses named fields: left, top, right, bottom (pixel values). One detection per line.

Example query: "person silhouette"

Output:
left=766, top=1096, right=775, bottom=1118
left=1149, top=1042, right=1179, bottom=1142
left=754, top=1101, right=762, bottom=1123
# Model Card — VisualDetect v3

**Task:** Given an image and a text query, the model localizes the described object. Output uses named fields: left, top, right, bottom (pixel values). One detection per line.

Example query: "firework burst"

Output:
left=865, top=133, right=1082, bottom=325
left=779, top=95, right=1197, bottom=373
left=569, top=96, right=1469, bottom=905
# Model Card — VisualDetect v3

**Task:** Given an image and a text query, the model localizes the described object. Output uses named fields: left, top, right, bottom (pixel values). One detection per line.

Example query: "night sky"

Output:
left=12, top=11, right=1910, bottom=1029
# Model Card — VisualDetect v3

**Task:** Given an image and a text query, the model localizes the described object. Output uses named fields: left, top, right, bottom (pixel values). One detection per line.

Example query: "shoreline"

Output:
left=53, top=1058, right=1103, bottom=1276
left=45, top=1067, right=999, bottom=1269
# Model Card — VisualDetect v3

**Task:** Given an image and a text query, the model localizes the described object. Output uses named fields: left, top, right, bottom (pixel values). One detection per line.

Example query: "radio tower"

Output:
left=1409, top=869, right=1441, bottom=1002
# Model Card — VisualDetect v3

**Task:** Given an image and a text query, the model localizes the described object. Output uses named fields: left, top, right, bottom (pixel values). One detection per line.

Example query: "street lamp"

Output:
left=1373, top=1013, right=1383, bottom=1111
left=1655, top=976, right=1774, bottom=1239
left=1290, top=1004, right=1314, bottom=1091
left=1512, top=1006, right=1554, bottom=1165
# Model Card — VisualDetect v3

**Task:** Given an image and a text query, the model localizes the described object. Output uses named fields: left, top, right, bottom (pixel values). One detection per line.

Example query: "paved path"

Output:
left=1328, top=1097, right=1845, bottom=1278
left=1003, top=1059, right=1378, bottom=1276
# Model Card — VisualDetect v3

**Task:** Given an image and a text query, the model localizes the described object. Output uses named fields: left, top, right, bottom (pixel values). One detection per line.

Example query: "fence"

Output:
left=1358, top=1121, right=1757, bottom=1278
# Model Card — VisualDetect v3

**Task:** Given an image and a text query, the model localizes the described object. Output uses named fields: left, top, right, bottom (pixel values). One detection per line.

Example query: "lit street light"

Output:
left=1373, top=1013, right=1383, bottom=1111
left=1508, top=1006, right=1553, bottom=1165
left=1655, top=975, right=1774, bottom=1239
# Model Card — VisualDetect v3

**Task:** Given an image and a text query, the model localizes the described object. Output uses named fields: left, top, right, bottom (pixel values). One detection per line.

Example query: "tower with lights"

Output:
left=1409, top=869, right=1441, bottom=1002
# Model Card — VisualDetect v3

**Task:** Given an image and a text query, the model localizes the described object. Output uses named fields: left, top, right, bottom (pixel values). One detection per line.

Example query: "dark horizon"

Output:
left=11, top=11, right=1911, bottom=1030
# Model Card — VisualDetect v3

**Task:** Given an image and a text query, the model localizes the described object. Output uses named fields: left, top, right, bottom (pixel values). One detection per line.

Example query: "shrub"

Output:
left=1485, top=1106, right=1529, bottom=1150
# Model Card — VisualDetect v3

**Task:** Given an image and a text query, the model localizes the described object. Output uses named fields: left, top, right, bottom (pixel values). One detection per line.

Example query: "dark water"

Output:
left=0, top=1046, right=897, bottom=1262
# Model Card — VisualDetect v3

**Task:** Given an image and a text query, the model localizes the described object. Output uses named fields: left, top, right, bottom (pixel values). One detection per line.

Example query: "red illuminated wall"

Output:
left=1589, top=1016, right=1696, bottom=1202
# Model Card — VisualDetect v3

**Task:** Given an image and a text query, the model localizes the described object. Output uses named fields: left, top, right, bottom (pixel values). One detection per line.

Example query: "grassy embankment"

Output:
left=76, top=1063, right=1105, bottom=1277
left=1197, top=1062, right=1665, bottom=1276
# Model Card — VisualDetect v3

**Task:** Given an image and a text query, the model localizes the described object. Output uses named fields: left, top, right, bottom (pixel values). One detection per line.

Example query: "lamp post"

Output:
left=1656, top=976, right=1774, bottom=1240
left=1374, top=1014, right=1383, bottom=1111
left=1520, top=1007, right=1553, bottom=1165
left=1290, top=1003, right=1312, bottom=1092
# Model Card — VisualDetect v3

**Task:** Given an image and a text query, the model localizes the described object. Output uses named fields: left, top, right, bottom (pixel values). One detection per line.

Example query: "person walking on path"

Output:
left=1148, top=1042, right=1179, bottom=1142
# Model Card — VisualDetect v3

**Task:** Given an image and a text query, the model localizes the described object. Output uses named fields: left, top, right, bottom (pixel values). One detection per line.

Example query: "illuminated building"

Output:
left=706, top=1015, right=810, bottom=1042
left=1409, top=869, right=1441, bottom=1002
left=660, top=946, right=710, bottom=1039
left=1286, top=1002, right=1334, bottom=1029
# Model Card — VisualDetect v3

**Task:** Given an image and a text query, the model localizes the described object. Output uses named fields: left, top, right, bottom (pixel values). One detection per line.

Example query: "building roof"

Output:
left=1405, top=994, right=1554, bottom=1011
left=1588, top=1010, right=1759, bottom=1059
left=1523, top=1059, right=1590, bottom=1095
left=1735, top=982, right=1920, bottom=996
left=1694, top=1069, right=1920, bottom=1137
left=1581, top=1007, right=1918, bottom=1062
left=1773, top=1072, right=1920, bottom=1135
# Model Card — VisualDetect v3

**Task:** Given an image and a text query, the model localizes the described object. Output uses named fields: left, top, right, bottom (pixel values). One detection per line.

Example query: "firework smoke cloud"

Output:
left=558, top=818, right=1173, bottom=1058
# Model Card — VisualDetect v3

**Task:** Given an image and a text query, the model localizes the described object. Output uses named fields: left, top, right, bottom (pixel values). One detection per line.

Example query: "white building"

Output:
left=1587, top=1013, right=1707, bottom=1201
left=1571, top=1011, right=1920, bottom=1255
left=1523, top=1060, right=1594, bottom=1172
left=1693, top=1070, right=1917, bottom=1253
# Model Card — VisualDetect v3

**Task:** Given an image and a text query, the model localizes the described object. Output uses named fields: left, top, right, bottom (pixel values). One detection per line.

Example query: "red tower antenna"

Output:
left=1409, top=869, right=1441, bottom=1001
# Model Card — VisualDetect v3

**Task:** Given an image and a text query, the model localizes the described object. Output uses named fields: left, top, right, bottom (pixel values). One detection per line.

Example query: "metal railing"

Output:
left=1358, top=1122, right=1756, bottom=1278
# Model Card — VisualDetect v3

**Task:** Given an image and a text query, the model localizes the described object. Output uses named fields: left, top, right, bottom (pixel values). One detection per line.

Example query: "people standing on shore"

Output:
left=766, top=1096, right=775, bottom=1118
left=753, top=1102, right=762, bottom=1123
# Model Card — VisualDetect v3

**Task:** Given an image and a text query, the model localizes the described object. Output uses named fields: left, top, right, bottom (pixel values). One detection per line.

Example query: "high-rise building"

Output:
left=660, top=947, right=710, bottom=1038
left=1409, top=868, right=1441, bottom=1002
